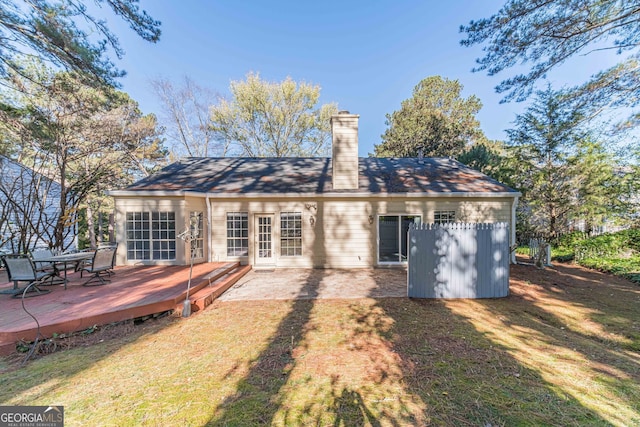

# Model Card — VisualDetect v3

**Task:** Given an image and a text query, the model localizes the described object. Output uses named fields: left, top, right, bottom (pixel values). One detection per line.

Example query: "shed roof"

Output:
left=120, top=157, right=517, bottom=196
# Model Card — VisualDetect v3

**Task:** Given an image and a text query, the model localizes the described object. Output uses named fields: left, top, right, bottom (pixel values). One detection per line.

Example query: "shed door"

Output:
left=254, top=214, right=274, bottom=265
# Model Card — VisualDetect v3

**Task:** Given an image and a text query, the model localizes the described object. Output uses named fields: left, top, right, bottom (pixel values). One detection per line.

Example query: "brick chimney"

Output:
left=330, top=111, right=359, bottom=190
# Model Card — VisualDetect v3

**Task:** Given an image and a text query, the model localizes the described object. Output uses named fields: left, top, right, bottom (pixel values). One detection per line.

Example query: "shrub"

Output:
left=574, top=229, right=640, bottom=262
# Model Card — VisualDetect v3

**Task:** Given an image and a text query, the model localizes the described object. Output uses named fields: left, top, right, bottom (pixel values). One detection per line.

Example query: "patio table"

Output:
left=38, top=252, right=94, bottom=289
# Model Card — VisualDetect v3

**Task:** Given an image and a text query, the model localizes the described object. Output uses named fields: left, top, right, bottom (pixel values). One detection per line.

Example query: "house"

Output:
left=0, top=155, right=73, bottom=253
left=110, top=112, right=520, bottom=268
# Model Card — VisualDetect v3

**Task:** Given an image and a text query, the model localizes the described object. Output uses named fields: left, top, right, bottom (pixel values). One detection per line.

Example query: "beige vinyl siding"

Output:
left=113, top=194, right=514, bottom=267
left=207, top=196, right=513, bottom=268
left=113, top=197, right=187, bottom=266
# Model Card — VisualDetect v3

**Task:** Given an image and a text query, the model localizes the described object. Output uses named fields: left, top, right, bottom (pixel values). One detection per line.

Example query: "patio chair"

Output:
left=81, top=246, right=117, bottom=286
left=29, top=248, right=66, bottom=278
left=74, top=247, right=97, bottom=272
left=30, top=248, right=55, bottom=271
left=30, top=248, right=66, bottom=286
left=96, top=242, right=117, bottom=276
left=1, top=254, right=53, bottom=298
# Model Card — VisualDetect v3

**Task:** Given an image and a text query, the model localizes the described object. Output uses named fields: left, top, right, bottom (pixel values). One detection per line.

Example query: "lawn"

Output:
left=1, top=261, right=639, bottom=426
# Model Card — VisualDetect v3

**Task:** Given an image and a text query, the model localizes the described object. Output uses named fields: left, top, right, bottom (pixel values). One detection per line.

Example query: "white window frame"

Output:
left=434, top=210, right=456, bottom=224
left=126, top=212, right=150, bottom=260
left=126, top=211, right=176, bottom=261
left=377, top=214, right=421, bottom=265
left=151, top=212, right=176, bottom=260
left=280, top=212, right=302, bottom=257
left=226, top=212, right=249, bottom=257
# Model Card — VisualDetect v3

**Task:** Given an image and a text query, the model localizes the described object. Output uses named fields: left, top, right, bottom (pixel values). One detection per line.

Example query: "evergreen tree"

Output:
left=461, top=0, right=640, bottom=136
left=0, top=62, right=166, bottom=249
left=507, top=87, right=585, bottom=238
left=373, top=76, right=485, bottom=158
left=569, top=140, right=623, bottom=233
left=0, top=0, right=160, bottom=88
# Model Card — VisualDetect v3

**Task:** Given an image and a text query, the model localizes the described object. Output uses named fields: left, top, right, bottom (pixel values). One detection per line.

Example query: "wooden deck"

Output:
left=0, top=262, right=250, bottom=355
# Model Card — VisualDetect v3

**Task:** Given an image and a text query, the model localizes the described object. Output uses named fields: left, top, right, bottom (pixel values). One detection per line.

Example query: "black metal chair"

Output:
left=81, top=246, right=117, bottom=286
left=1, top=254, right=53, bottom=297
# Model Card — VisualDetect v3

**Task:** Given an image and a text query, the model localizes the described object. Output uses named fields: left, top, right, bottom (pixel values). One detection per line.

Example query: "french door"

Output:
left=254, top=214, right=274, bottom=265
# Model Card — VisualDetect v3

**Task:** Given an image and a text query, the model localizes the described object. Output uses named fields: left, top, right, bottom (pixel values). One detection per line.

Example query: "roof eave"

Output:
left=109, top=190, right=521, bottom=198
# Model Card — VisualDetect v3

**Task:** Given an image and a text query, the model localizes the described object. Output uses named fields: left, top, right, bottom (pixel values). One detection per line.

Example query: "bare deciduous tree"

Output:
left=209, top=72, right=338, bottom=157
left=0, top=154, right=69, bottom=253
left=151, top=76, right=224, bottom=159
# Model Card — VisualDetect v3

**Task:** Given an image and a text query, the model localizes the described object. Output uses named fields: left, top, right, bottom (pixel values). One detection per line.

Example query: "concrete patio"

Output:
left=219, top=267, right=407, bottom=301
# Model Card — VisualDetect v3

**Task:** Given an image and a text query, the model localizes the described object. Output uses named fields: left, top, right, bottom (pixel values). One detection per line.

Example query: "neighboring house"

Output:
left=0, top=155, right=73, bottom=253
left=110, top=112, right=520, bottom=268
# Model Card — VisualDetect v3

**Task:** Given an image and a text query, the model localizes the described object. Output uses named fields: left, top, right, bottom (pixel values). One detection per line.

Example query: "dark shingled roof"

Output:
left=123, top=157, right=517, bottom=195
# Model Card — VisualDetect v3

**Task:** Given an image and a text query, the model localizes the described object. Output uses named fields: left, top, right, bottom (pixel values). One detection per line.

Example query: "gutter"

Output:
left=206, top=194, right=212, bottom=263
left=109, top=190, right=522, bottom=199
left=511, top=195, right=519, bottom=264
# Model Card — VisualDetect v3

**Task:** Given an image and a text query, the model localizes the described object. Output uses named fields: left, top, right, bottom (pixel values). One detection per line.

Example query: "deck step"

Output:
left=175, top=262, right=239, bottom=304
left=189, top=265, right=252, bottom=312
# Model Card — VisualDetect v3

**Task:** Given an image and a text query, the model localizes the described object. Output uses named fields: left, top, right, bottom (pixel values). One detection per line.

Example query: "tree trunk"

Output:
left=86, top=203, right=97, bottom=249
left=98, top=211, right=104, bottom=244
left=108, top=213, right=115, bottom=243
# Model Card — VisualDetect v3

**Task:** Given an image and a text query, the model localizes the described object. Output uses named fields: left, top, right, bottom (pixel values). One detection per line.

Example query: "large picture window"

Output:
left=378, top=215, right=421, bottom=263
left=280, top=212, right=302, bottom=256
left=126, top=211, right=176, bottom=261
left=227, top=212, right=248, bottom=256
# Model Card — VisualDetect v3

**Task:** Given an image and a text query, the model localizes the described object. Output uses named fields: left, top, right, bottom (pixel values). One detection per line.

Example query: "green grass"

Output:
left=1, top=263, right=640, bottom=426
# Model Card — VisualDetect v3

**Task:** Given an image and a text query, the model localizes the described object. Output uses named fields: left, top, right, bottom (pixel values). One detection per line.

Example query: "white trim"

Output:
left=511, top=195, right=519, bottom=264
left=206, top=195, right=212, bottom=263
left=254, top=213, right=275, bottom=266
left=376, top=213, right=422, bottom=265
left=109, top=189, right=521, bottom=199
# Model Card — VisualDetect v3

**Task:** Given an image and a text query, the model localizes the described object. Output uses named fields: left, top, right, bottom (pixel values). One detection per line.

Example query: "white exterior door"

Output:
left=254, top=214, right=274, bottom=265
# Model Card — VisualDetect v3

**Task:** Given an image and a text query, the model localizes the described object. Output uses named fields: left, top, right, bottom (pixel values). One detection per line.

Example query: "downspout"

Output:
left=511, top=195, right=519, bottom=264
left=206, top=195, right=212, bottom=262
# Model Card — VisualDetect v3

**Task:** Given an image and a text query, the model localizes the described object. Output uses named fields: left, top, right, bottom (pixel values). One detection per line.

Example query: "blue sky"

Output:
left=104, top=1, right=621, bottom=157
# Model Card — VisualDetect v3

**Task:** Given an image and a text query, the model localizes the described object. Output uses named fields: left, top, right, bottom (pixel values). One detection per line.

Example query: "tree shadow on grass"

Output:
left=364, top=297, right=617, bottom=425
left=0, top=313, right=179, bottom=401
left=330, top=385, right=381, bottom=427
left=0, top=263, right=220, bottom=402
left=460, top=262, right=640, bottom=424
left=206, top=271, right=321, bottom=426
left=351, top=266, right=622, bottom=426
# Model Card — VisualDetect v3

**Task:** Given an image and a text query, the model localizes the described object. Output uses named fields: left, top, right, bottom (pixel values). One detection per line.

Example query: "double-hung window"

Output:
left=227, top=212, right=248, bottom=256
left=126, top=212, right=150, bottom=260
left=280, top=212, right=302, bottom=256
